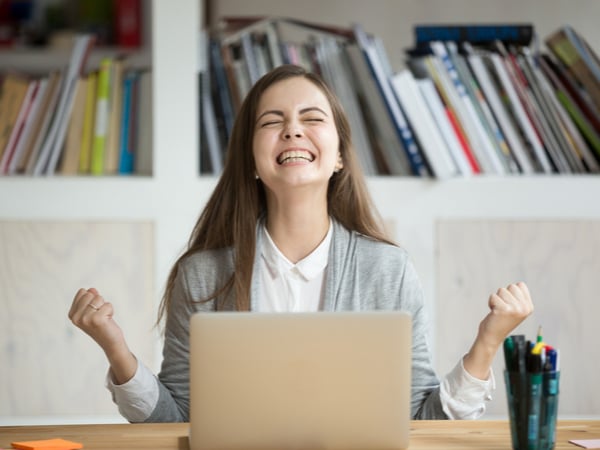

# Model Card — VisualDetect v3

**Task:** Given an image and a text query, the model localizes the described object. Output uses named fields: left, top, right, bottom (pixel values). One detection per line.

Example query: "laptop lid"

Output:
left=189, top=311, right=412, bottom=450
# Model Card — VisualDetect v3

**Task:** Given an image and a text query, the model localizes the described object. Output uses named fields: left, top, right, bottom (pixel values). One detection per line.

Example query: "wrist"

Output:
left=464, top=332, right=501, bottom=380
left=104, top=343, right=137, bottom=385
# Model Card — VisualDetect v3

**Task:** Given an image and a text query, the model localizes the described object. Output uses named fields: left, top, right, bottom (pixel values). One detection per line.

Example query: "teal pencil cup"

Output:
left=504, top=370, right=560, bottom=450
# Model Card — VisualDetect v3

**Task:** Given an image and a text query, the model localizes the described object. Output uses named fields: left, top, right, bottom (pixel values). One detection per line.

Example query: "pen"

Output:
left=503, top=336, right=515, bottom=371
left=540, top=348, right=559, bottom=450
left=512, top=335, right=526, bottom=374
left=508, top=334, right=527, bottom=449
left=527, top=351, right=543, bottom=450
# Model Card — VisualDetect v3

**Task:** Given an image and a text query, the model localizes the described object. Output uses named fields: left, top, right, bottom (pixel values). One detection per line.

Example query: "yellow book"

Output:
left=60, top=76, right=88, bottom=174
left=0, top=74, right=30, bottom=161
left=78, top=71, right=98, bottom=173
left=104, top=58, right=125, bottom=174
left=90, top=57, right=112, bottom=175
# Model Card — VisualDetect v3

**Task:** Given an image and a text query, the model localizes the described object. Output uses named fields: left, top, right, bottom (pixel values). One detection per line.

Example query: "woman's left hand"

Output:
left=478, top=281, right=534, bottom=349
left=463, top=281, right=534, bottom=380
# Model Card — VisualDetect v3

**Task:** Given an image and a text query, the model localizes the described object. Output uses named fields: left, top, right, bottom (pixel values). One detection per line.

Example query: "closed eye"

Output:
left=260, top=120, right=283, bottom=127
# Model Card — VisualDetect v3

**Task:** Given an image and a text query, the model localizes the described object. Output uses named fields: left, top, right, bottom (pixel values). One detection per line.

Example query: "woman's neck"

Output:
left=265, top=193, right=330, bottom=264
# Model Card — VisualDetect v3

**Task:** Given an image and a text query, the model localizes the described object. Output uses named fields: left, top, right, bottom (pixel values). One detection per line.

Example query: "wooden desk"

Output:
left=1, top=420, right=599, bottom=449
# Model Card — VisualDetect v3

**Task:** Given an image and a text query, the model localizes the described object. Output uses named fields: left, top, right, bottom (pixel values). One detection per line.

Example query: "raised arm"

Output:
left=463, top=281, right=534, bottom=379
left=68, top=287, right=137, bottom=384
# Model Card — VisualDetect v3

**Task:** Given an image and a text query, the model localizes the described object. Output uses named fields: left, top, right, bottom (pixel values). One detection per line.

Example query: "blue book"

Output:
left=414, top=24, right=534, bottom=46
left=118, top=71, right=137, bottom=174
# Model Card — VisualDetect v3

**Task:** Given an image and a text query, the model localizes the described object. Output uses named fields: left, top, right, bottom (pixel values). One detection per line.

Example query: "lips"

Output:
left=276, top=149, right=315, bottom=165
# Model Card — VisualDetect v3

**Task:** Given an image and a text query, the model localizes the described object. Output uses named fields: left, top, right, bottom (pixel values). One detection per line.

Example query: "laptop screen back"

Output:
left=189, top=311, right=412, bottom=450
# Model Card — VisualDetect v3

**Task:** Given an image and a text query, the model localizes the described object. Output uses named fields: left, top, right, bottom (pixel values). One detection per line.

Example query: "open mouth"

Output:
left=277, top=149, right=315, bottom=165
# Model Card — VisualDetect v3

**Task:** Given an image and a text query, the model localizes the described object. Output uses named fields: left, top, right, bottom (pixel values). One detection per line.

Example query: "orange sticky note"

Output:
left=11, top=438, right=83, bottom=450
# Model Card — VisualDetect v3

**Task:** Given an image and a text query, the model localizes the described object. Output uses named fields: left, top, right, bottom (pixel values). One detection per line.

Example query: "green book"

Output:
left=90, top=57, right=112, bottom=175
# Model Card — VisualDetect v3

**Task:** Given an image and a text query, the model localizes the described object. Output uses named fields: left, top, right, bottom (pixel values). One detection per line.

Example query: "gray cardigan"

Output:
left=147, top=219, right=447, bottom=422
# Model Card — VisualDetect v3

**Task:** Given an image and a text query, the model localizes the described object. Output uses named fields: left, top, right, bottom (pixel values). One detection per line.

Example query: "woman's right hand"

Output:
left=68, top=288, right=137, bottom=384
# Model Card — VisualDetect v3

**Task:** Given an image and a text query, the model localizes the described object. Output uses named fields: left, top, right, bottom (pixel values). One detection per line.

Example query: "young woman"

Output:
left=69, top=64, right=533, bottom=422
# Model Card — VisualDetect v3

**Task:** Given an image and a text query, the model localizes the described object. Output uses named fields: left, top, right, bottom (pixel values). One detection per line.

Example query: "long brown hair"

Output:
left=157, top=64, right=393, bottom=323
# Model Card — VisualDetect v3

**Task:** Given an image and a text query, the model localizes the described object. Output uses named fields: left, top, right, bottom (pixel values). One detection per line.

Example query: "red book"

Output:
left=445, top=106, right=481, bottom=174
left=114, top=0, right=141, bottom=48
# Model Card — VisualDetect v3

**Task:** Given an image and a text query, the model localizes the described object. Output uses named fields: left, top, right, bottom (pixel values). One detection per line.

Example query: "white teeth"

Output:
left=277, top=150, right=314, bottom=164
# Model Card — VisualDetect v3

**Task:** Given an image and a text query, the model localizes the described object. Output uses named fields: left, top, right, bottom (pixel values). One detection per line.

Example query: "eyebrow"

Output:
left=256, top=106, right=329, bottom=123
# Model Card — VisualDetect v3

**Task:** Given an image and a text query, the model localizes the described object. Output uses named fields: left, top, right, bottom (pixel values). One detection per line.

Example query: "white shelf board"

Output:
left=2, top=175, right=599, bottom=221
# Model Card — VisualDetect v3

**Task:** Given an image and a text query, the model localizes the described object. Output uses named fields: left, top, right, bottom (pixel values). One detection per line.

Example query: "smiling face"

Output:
left=252, top=76, right=342, bottom=196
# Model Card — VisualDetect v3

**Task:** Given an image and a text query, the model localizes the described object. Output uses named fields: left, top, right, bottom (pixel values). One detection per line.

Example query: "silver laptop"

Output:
left=189, top=311, right=412, bottom=450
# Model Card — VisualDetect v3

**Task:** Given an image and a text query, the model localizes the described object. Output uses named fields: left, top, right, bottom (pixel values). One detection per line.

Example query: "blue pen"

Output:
left=543, top=349, right=560, bottom=450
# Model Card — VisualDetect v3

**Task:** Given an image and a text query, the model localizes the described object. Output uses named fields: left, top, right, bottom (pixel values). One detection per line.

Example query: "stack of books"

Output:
left=0, top=35, right=152, bottom=177
left=202, top=18, right=600, bottom=177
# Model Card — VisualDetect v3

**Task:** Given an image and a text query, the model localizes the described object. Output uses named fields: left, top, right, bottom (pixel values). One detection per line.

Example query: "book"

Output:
left=416, top=77, right=474, bottom=176
left=346, top=42, right=405, bottom=174
left=0, top=74, right=30, bottom=162
left=521, top=49, right=589, bottom=173
left=312, top=36, right=378, bottom=175
left=200, top=30, right=223, bottom=174
left=118, top=70, right=138, bottom=174
left=414, top=23, right=534, bottom=46
left=539, top=53, right=600, bottom=168
left=90, top=57, right=113, bottom=175
left=408, top=57, right=481, bottom=174
left=518, top=49, right=582, bottom=173
left=353, top=23, right=428, bottom=176
left=32, top=34, right=95, bottom=175
left=467, top=51, right=533, bottom=173
left=0, top=79, right=40, bottom=174
left=209, top=36, right=236, bottom=143
left=541, top=52, right=600, bottom=134
left=545, top=26, right=600, bottom=114
left=6, top=77, right=49, bottom=175
left=114, top=0, right=142, bottom=48
left=448, top=41, right=519, bottom=174
left=104, top=58, right=125, bottom=174
left=487, top=52, right=539, bottom=174
left=24, top=72, right=64, bottom=175
left=493, top=43, right=555, bottom=174
left=59, top=76, right=88, bottom=174
left=78, top=70, right=98, bottom=173
left=134, top=70, right=152, bottom=176
left=427, top=42, right=504, bottom=174
left=391, top=69, right=458, bottom=179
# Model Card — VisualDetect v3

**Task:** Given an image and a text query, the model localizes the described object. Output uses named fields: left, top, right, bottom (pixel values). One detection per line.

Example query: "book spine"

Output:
left=8, top=78, right=49, bottom=175
left=79, top=71, right=98, bottom=173
left=414, top=24, right=534, bottom=46
left=416, top=77, right=473, bottom=176
left=118, top=71, right=135, bottom=174
left=353, top=23, right=429, bottom=176
left=90, top=58, right=112, bottom=175
left=546, top=28, right=600, bottom=113
left=0, top=80, right=39, bottom=174
left=114, top=0, right=142, bottom=48
left=391, top=70, right=457, bottom=179
left=429, top=42, right=504, bottom=174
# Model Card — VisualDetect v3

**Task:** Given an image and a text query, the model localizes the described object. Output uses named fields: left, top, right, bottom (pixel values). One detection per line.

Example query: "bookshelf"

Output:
left=1, top=0, right=600, bottom=424
left=207, top=0, right=600, bottom=418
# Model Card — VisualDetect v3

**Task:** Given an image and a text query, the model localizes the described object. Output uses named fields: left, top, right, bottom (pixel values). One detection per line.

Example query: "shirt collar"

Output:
left=260, top=220, right=332, bottom=281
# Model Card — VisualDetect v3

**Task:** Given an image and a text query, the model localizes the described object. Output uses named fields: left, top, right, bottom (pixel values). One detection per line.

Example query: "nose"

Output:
left=283, top=123, right=303, bottom=140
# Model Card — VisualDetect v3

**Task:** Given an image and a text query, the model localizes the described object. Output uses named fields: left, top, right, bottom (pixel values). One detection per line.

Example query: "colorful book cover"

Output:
left=78, top=71, right=98, bottom=173
left=90, top=57, right=112, bottom=175
left=118, top=70, right=137, bottom=174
